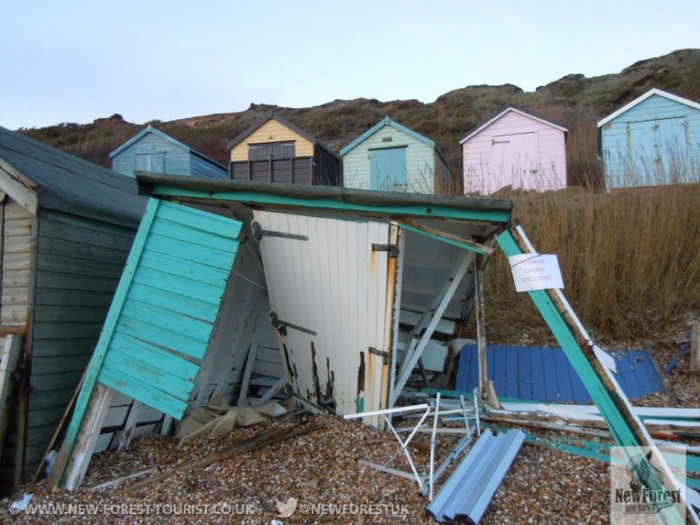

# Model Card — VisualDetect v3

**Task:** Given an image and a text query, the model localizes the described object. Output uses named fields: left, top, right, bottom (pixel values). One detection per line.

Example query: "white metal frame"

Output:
left=344, top=393, right=480, bottom=499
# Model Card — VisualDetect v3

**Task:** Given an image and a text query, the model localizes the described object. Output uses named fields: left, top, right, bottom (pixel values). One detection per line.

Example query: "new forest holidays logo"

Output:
left=613, top=449, right=681, bottom=515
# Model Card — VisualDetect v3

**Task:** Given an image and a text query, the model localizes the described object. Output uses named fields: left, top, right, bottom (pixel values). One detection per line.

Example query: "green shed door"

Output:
left=370, top=147, right=407, bottom=191
left=93, top=198, right=241, bottom=419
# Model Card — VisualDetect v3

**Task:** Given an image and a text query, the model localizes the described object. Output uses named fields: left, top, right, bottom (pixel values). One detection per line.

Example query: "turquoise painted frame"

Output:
left=496, top=229, right=640, bottom=447
left=150, top=185, right=512, bottom=224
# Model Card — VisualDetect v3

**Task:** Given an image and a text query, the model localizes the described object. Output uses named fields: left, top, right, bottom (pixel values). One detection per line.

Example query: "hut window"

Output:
left=249, top=141, right=295, bottom=161
left=135, top=152, right=165, bottom=173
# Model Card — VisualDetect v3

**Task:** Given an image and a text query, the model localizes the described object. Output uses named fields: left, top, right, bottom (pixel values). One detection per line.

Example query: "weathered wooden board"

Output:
left=254, top=210, right=392, bottom=419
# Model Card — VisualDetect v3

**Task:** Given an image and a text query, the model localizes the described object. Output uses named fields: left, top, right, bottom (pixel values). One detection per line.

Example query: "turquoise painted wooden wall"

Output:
left=600, top=93, right=700, bottom=189
left=93, top=199, right=241, bottom=418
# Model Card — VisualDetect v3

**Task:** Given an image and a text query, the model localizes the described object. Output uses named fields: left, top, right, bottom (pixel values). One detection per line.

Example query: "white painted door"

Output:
left=253, top=210, right=393, bottom=422
left=491, top=132, right=539, bottom=192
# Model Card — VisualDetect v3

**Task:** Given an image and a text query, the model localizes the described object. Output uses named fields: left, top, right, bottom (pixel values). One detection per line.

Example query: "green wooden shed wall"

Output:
left=0, top=126, right=144, bottom=495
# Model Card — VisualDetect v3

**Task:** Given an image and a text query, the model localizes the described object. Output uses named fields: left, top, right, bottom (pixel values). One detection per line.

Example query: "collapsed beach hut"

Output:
left=47, top=175, right=699, bottom=519
left=49, top=174, right=513, bottom=488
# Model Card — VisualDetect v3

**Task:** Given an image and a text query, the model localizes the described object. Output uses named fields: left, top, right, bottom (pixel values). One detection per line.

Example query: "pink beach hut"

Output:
left=460, top=107, right=567, bottom=195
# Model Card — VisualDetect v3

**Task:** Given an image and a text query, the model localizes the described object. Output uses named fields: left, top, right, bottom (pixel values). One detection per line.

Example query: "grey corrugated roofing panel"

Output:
left=0, top=126, right=145, bottom=227
left=136, top=172, right=514, bottom=215
left=427, top=428, right=525, bottom=524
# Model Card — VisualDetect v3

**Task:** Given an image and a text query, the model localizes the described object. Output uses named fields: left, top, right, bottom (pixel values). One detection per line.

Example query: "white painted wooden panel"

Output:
left=254, top=210, right=392, bottom=420
left=1, top=200, right=34, bottom=327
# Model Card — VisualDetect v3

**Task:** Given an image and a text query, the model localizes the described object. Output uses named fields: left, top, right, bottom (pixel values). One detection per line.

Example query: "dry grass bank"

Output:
left=482, top=183, right=700, bottom=346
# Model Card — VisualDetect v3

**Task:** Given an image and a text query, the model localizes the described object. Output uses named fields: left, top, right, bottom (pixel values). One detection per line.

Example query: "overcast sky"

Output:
left=1, top=0, right=698, bottom=130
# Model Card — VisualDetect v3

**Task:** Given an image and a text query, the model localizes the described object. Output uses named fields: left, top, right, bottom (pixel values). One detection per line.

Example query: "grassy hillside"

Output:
left=16, top=48, right=700, bottom=346
left=18, top=49, right=700, bottom=190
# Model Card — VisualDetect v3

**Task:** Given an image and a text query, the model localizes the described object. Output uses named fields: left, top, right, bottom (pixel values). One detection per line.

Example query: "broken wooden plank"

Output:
left=691, top=321, right=700, bottom=372
left=88, top=469, right=153, bottom=491
left=237, top=343, right=259, bottom=406
left=117, top=400, right=144, bottom=451
left=113, top=421, right=323, bottom=495
left=61, top=385, right=114, bottom=490
left=392, top=218, right=494, bottom=255
left=252, top=376, right=286, bottom=405
left=474, top=255, right=487, bottom=398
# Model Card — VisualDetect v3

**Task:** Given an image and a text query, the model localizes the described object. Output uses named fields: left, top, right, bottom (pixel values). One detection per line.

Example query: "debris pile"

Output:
left=2, top=413, right=617, bottom=524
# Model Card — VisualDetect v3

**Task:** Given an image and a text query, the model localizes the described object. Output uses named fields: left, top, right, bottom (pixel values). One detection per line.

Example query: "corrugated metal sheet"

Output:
left=96, top=199, right=241, bottom=419
left=456, top=344, right=665, bottom=403
left=427, top=428, right=525, bottom=524
left=254, top=210, right=391, bottom=420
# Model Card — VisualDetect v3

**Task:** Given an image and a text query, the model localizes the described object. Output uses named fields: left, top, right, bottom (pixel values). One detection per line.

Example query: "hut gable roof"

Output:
left=110, top=125, right=226, bottom=169
left=459, top=107, right=567, bottom=145
left=0, top=126, right=144, bottom=227
left=597, top=88, right=700, bottom=128
left=340, top=116, right=436, bottom=156
left=226, top=111, right=339, bottom=161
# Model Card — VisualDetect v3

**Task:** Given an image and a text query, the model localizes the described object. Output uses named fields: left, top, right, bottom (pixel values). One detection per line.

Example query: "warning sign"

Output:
left=508, top=254, right=564, bottom=292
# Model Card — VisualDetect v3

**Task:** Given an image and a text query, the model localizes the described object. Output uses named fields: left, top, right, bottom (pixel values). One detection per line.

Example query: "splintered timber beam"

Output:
left=474, top=254, right=488, bottom=398
left=497, top=228, right=697, bottom=523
